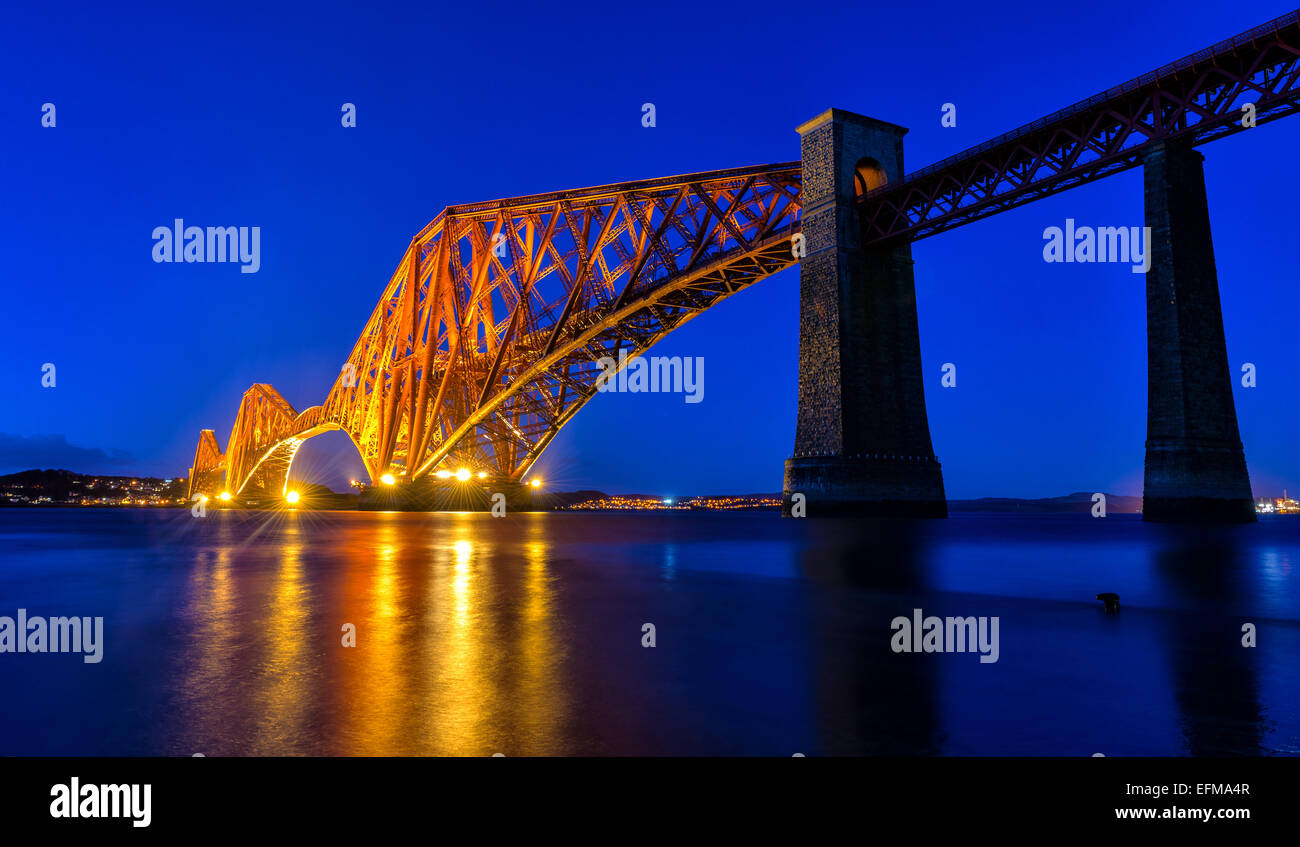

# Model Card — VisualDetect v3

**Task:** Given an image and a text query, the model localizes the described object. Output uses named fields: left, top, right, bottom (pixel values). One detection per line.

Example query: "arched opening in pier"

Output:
left=854, top=157, right=888, bottom=197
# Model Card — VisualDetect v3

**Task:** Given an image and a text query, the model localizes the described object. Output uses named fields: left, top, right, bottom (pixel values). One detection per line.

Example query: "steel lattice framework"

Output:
left=187, top=9, right=1300, bottom=499
left=861, top=9, right=1300, bottom=243
left=190, top=164, right=802, bottom=496
left=188, top=429, right=224, bottom=496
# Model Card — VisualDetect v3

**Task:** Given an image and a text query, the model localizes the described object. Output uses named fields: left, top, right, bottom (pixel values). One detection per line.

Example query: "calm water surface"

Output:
left=0, top=508, right=1296, bottom=756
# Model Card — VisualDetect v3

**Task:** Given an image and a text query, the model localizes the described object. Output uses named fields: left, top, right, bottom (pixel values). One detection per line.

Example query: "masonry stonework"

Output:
left=783, top=109, right=946, bottom=517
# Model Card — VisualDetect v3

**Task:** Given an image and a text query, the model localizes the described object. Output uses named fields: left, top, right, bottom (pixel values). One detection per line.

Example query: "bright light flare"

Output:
left=219, top=491, right=231, bottom=501
left=435, top=470, right=452, bottom=479
left=455, top=468, right=471, bottom=482
left=286, top=491, right=301, bottom=504
left=530, top=479, right=542, bottom=488
left=380, top=473, right=396, bottom=486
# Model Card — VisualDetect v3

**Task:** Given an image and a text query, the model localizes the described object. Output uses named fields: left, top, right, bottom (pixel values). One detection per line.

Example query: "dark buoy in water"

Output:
left=1096, top=592, right=1120, bottom=614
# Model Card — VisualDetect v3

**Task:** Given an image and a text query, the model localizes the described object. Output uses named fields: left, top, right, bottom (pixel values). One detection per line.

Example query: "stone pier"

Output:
left=1142, top=142, right=1255, bottom=522
left=783, top=109, right=946, bottom=518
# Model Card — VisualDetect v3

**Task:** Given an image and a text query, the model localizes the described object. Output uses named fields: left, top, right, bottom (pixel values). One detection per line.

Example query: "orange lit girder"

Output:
left=185, top=162, right=802, bottom=494
left=186, top=429, right=224, bottom=499
left=180, top=163, right=801, bottom=494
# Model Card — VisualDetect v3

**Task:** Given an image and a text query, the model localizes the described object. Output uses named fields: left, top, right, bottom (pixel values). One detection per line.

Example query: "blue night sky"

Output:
left=1, top=0, right=1296, bottom=499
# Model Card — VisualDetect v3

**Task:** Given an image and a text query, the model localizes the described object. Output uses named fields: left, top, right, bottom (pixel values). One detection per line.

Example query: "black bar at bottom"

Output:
left=0, top=756, right=1278, bottom=835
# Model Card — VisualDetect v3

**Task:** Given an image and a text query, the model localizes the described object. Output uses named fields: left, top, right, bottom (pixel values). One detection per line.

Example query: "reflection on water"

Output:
left=0, top=509, right=1297, bottom=755
left=1152, top=536, right=1270, bottom=755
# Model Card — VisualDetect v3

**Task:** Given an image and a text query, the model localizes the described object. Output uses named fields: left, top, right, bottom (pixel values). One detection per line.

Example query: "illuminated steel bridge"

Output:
left=189, top=165, right=803, bottom=498
left=189, top=10, right=1300, bottom=512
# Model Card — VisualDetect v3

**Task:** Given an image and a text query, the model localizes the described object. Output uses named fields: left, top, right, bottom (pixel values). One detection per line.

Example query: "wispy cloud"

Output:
left=0, top=433, right=136, bottom=475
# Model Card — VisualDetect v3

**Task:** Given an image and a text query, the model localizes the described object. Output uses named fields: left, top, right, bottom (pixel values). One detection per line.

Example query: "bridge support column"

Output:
left=783, top=109, right=946, bottom=518
left=1142, top=142, right=1254, bottom=522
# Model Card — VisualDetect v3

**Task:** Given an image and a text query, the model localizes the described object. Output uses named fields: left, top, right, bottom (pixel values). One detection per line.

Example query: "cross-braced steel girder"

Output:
left=187, top=384, right=340, bottom=498
left=860, top=9, right=1300, bottom=243
left=187, top=164, right=803, bottom=495
left=186, top=429, right=224, bottom=499
left=326, top=162, right=803, bottom=485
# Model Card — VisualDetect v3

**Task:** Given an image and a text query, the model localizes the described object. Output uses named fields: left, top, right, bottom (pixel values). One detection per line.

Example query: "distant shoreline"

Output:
left=5, top=470, right=1285, bottom=515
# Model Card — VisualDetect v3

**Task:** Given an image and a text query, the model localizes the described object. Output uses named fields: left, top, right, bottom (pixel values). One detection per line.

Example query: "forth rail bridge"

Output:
left=188, top=10, right=1300, bottom=521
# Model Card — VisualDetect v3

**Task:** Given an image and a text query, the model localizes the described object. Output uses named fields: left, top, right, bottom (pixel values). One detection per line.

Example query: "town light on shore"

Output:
left=435, top=470, right=452, bottom=479
left=286, top=491, right=300, bottom=504
left=380, top=473, right=396, bottom=486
